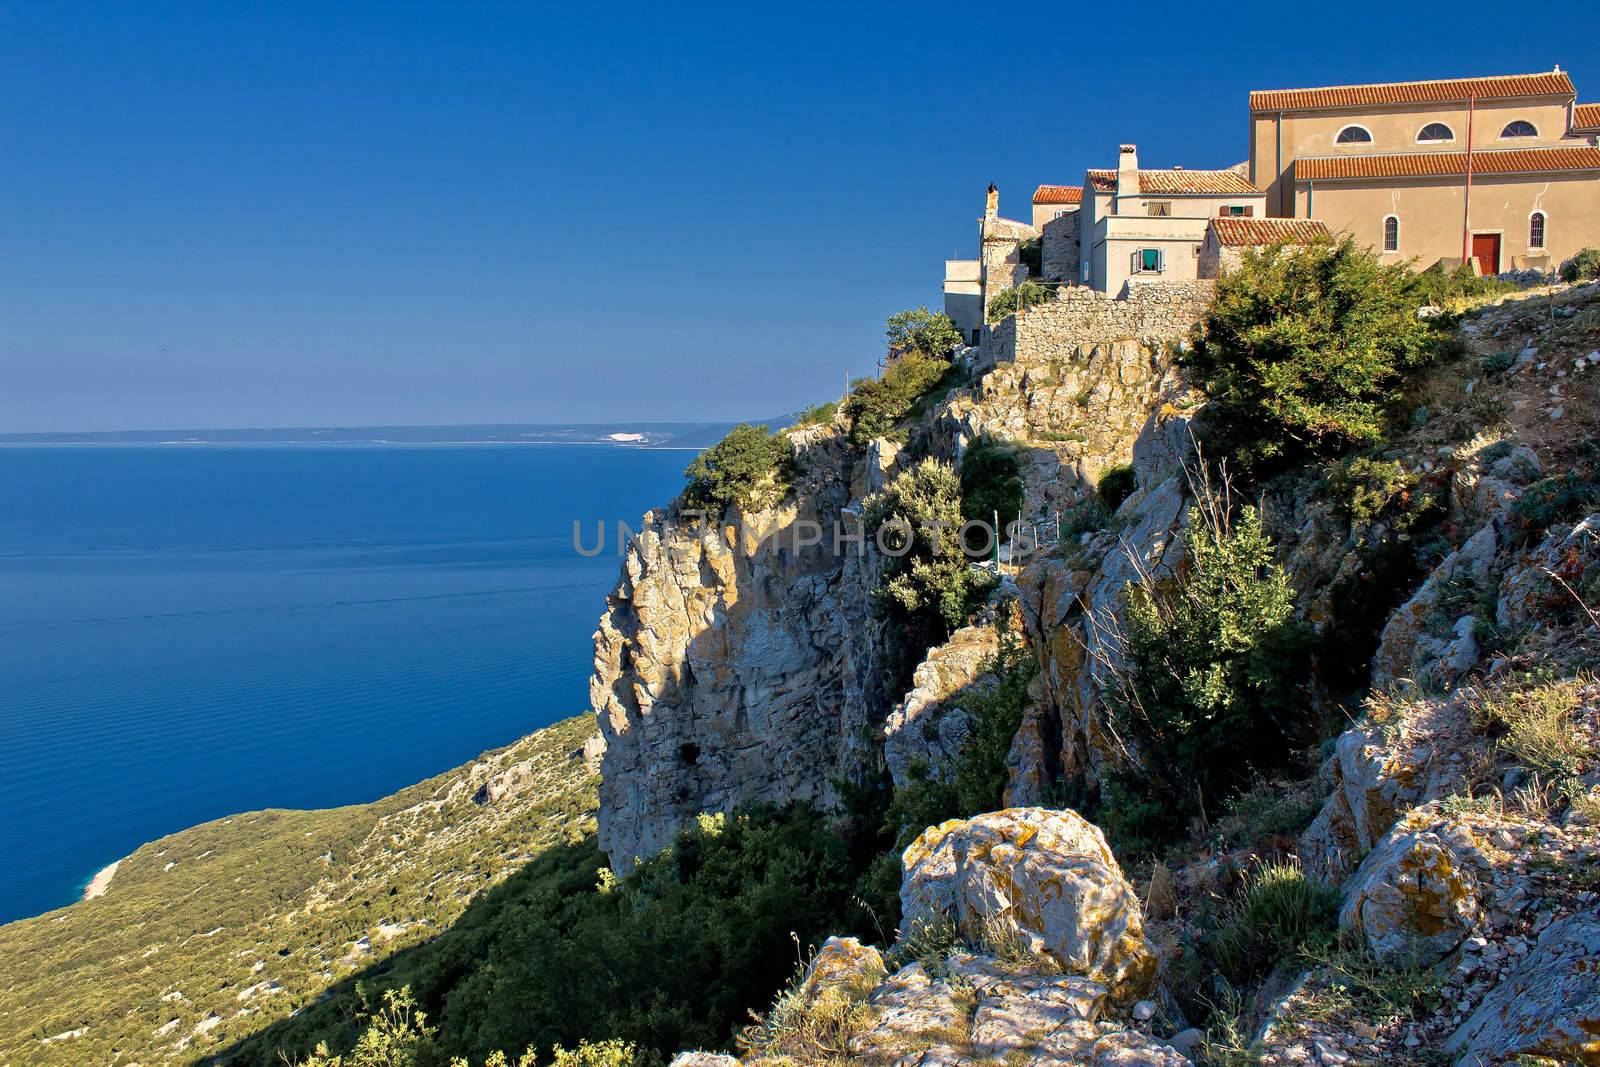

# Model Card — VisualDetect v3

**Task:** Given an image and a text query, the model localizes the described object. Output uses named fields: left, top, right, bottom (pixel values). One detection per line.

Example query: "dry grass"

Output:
left=738, top=948, right=882, bottom=1066
left=1468, top=676, right=1593, bottom=782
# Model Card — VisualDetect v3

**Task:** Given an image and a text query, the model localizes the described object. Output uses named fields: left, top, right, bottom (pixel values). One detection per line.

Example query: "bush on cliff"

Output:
left=842, top=353, right=953, bottom=446
left=1102, top=486, right=1313, bottom=851
left=864, top=458, right=995, bottom=636
left=885, top=307, right=964, bottom=360
left=683, top=423, right=794, bottom=514
left=958, top=437, right=1024, bottom=542
left=1183, top=237, right=1441, bottom=475
left=1096, top=462, right=1138, bottom=512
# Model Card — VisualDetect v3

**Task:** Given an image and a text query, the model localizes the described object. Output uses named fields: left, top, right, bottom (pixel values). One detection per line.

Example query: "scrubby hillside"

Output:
left=0, top=714, right=598, bottom=1066
left=18, top=255, right=1600, bottom=1067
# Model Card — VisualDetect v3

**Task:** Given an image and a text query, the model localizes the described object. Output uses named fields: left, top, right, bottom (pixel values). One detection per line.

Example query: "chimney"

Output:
left=985, top=182, right=999, bottom=219
left=1117, top=145, right=1140, bottom=197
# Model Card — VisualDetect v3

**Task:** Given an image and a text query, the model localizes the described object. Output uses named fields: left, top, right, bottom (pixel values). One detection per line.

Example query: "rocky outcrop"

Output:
left=592, top=428, right=891, bottom=869
left=1447, top=913, right=1600, bottom=1064
left=1299, top=692, right=1476, bottom=882
left=883, top=619, right=1003, bottom=789
left=1339, top=820, right=1484, bottom=965
left=1497, top=512, right=1600, bottom=633
left=898, top=808, right=1156, bottom=1002
left=1371, top=520, right=1500, bottom=690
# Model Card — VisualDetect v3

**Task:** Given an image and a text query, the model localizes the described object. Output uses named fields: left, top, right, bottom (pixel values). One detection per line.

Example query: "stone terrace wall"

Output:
left=979, top=281, right=1213, bottom=371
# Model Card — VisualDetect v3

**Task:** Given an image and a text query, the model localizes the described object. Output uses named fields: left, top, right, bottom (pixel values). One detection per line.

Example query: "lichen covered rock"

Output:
left=883, top=620, right=1003, bottom=789
left=1446, top=914, right=1600, bottom=1064
left=1339, top=821, right=1483, bottom=965
left=899, top=808, right=1156, bottom=1001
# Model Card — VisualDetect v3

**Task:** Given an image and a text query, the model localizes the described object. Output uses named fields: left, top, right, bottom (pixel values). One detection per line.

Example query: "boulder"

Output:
left=668, top=1055, right=741, bottom=1067
left=798, top=936, right=886, bottom=1001
left=1339, top=822, right=1483, bottom=966
left=1447, top=914, right=1600, bottom=1064
left=899, top=808, right=1156, bottom=1001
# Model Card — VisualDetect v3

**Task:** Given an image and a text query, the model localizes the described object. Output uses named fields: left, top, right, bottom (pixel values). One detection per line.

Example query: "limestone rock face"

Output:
left=799, top=936, right=886, bottom=1001
left=592, top=429, right=889, bottom=870
left=1339, top=822, right=1483, bottom=965
left=898, top=808, right=1156, bottom=1001
left=1447, top=914, right=1600, bottom=1064
left=1372, top=520, right=1500, bottom=690
left=1298, top=693, right=1474, bottom=882
left=1497, top=512, right=1600, bottom=632
left=883, top=620, right=1002, bottom=789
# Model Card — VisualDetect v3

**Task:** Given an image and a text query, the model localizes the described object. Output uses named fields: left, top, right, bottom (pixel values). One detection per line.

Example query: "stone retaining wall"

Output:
left=979, top=281, right=1213, bottom=371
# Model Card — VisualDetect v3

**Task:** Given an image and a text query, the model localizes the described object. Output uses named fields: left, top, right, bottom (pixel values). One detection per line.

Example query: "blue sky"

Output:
left=2, top=2, right=1596, bottom=432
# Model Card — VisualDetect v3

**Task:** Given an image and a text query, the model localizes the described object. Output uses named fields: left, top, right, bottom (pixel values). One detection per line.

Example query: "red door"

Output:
left=1472, top=233, right=1501, bottom=276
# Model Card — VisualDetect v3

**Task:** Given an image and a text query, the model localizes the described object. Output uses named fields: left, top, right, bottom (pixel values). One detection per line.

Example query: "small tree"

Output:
left=842, top=354, right=952, bottom=446
left=863, top=458, right=994, bottom=636
left=986, top=282, right=1054, bottom=322
left=885, top=307, right=964, bottom=360
left=1183, top=237, right=1440, bottom=474
left=1102, top=481, right=1311, bottom=848
left=683, top=424, right=794, bottom=514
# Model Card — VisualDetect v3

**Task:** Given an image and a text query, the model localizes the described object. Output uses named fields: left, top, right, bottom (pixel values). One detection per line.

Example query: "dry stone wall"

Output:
left=980, top=282, right=1212, bottom=373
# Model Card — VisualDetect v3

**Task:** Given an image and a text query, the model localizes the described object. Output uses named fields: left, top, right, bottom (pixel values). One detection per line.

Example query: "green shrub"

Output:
left=683, top=424, right=795, bottom=514
left=959, top=437, right=1024, bottom=539
left=1561, top=248, right=1600, bottom=284
left=1401, top=262, right=1517, bottom=306
left=1104, top=495, right=1313, bottom=848
left=1510, top=472, right=1600, bottom=534
left=1182, top=237, right=1443, bottom=474
left=1479, top=351, right=1515, bottom=376
left=795, top=400, right=838, bottom=427
left=1326, top=455, right=1416, bottom=526
left=1096, top=463, right=1138, bottom=512
left=886, top=307, right=964, bottom=360
left=1207, top=861, right=1339, bottom=985
left=986, top=282, right=1054, bottom=322
left=842, top=353, right=953, bottom=446
left=268, top=808, right=885, bottom=1067
left=864, top=458, right=995, bottom=635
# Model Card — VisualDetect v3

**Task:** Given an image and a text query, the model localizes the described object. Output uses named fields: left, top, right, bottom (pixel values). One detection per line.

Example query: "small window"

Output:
left=1135, top=248, right=1165, bottom=273
left=1335, top=124, right=1373, bottom=144
left=1501, top=120, right=1538, bottom=139
left=1530, top=211, right=1546, bottom=249
left=1220, top=205, right=1253, bottom=217
left=1146, top=202, right=1172, bottom=217
left=1383, top=215, right=1400, bottom=252
left=1417, top=122, right=1455, bottom=143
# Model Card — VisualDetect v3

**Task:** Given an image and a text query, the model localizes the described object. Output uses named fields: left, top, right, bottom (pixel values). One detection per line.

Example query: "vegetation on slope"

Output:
left=682, top=423, right=795, bottom=514
left=0, top=714, right=599, bottom=1067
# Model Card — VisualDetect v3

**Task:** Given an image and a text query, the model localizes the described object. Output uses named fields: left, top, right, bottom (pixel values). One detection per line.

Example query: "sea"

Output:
left=0, top=442, right=691, bottom=924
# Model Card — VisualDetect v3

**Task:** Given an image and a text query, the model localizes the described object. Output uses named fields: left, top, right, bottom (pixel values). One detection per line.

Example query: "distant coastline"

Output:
left=0, top=418, right=796, bottom=450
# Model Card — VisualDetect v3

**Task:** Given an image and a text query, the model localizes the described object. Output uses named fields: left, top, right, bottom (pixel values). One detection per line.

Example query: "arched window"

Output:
left=1383, top=215, right=1400, bottom=252
left=1501, top=120, right=1538, bottom=138
left=1335, top=124, right=1373, bottom=144
left=1530, top=211, right=1546, bottom=249
left=1417, top=122, right=1455, bottom=143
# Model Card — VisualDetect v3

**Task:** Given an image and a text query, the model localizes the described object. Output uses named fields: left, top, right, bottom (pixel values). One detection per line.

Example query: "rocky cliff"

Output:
left=595, top=274, right=1600, bottom=1064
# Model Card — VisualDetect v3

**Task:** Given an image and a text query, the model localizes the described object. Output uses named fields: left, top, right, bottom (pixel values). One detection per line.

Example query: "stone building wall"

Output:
left=979, top=281, right=1213, bottom=372
left=980, top=237, right=1027, bottom=320
left=1041, top=211, right=1080, bottom=282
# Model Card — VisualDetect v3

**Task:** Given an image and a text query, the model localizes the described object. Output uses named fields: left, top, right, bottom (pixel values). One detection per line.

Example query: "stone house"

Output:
left=943, top=184, right=1039, bottom=344
left=1249, top=69, right=1600, bottom=273
left=1078, top=145, right=1266, bottom=295
left=1197, top=216, right=1332, bottom=278
left=1031, top=185, right=1082, bottom=283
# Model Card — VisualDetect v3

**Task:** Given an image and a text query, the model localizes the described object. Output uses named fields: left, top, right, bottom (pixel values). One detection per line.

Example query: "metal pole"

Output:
left=1462, top=94, right=1477, bottom=268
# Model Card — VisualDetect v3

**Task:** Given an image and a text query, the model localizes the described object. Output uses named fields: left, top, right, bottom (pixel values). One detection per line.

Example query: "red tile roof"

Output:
left=1294, top=146, right=1600, bottom=182
left=1575, top=103, right=1600, bottom=131
left=1084, top=169, right=1261, bottom=195
left=1209, top=217, right=1332, bottom=247
left=1032, top=184, right=1083, bottom=204
left=1251, top=71, right=1575, bottom=112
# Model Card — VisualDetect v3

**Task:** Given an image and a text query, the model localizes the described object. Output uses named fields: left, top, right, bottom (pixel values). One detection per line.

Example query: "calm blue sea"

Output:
left=0, top=445, right=687, bottom=923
